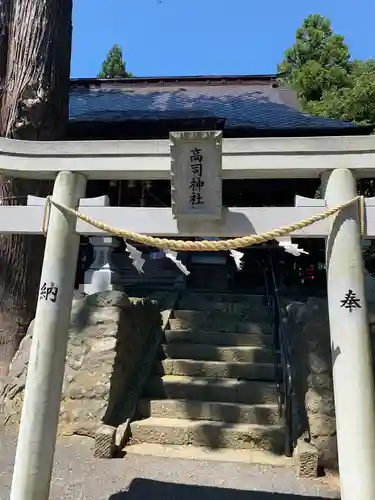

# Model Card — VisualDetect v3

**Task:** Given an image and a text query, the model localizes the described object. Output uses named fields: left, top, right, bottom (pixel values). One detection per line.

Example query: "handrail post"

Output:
left=268, top=250, right=293, bottom=458
left=273, top=296, right=280, bottom=352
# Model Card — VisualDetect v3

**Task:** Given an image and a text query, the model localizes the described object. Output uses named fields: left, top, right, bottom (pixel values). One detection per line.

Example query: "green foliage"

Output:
left=278, top=15, right=351, bottom=105
left=307, top=60, right=375, bottom=125
left=98, top=44, right=133, bottom=78
left=278, top=14, right=375, bottom=127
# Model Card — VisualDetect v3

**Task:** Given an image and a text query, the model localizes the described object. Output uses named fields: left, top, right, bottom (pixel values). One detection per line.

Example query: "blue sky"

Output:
left=71, top=0, right=375, bottom=78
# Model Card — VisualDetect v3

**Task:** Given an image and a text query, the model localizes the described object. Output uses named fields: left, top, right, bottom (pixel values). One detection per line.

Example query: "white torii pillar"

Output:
left=10, top=171, right=87, bottom=500
left=323, top=169, right=375, bottom=500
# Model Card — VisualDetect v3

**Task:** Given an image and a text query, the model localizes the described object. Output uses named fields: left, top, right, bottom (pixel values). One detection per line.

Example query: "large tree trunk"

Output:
left=0, top=0, right=9, bottom=98
left=0, top=0, right=73, bottom=392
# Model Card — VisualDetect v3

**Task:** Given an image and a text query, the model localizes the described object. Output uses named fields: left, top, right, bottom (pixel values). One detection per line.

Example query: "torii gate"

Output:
left=2, top=132, right=375, bottom=500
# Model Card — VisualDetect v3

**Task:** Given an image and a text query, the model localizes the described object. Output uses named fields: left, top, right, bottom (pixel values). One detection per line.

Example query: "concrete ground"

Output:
left=0, top=428, right=340, bottom=500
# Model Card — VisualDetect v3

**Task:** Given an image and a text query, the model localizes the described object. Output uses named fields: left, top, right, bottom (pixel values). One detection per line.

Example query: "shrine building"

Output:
left=68, top=74, right=372, bottom=292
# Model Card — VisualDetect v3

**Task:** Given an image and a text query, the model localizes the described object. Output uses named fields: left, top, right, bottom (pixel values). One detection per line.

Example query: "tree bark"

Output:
left=0, top=0, right=10, bottom=99
left=0, top=0, right=73, bottom=392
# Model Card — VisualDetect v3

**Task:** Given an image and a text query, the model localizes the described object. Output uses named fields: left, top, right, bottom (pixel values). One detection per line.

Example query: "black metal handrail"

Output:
left=261, top=251, right=294, bottom=457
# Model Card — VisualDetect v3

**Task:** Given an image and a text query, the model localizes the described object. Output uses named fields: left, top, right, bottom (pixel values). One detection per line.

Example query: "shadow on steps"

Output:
left=108, top=478, right=338, bottom=499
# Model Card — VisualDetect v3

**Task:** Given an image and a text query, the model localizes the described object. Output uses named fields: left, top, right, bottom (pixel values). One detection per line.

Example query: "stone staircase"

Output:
left=130, top=291, right=285, bottom=455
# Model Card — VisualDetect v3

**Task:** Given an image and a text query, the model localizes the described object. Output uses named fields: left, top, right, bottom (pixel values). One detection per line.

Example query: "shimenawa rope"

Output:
left=42, top=195, right=365, bottom=252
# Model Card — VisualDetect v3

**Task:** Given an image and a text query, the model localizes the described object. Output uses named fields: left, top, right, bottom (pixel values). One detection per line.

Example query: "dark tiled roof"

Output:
left=68, top=77, right=362, bottom=132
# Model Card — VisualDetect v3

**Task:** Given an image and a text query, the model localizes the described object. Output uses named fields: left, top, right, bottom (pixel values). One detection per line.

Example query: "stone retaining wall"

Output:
left=284, top=295, right=375, bottom=470
left=284, top=298, right=337, bottom=469
left=2, top=291, right=161, bottom=437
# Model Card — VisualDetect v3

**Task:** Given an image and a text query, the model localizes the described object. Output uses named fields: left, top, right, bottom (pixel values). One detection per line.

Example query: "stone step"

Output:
left=156, top=359, right=277, bottom=381
left=138, top=399, right=280, bottom=425
left=177, top=299, right=267, bottom=314
left=171, top=308, right=270, bottom=333
left=130, top=417, right=285, bottom=453
left=125, top=443, right=292, bottom=467
left=180, top=292, right=266, bottom=305
left=164, top=329, right=273, bottom=347
left=173, top=309, right=270, bottom=326
left=177, top=299, right=270, bottom=313
left=168, top=319, right=271, bottom=335
left=144, top=376, right=279, bottom=405
left=160, top=344, right=274, bottom=363
left=188, top=276, right=229, bottom=291
left=116, top=269, right=178, bottom=276
left=114, top=275, right=177, bottom=282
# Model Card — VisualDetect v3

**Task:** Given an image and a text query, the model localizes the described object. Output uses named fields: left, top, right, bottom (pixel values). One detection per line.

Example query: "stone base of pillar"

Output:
left=293, top=438, right=319, bottom=478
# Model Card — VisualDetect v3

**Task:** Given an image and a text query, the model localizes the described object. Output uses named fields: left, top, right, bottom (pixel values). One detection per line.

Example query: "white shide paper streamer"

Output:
left=229, top=249, right=245, bottom=271
left=138, top=246, right=190, bottom=276
left=197, top=236, right=245, bottom=272
left=164, top=250, right=190, bottom=276
left=277, top=237, right=309, bottom=257
left=124, top=235, right=307, bottom=278
left=124, top=240, right=145, bottom=273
